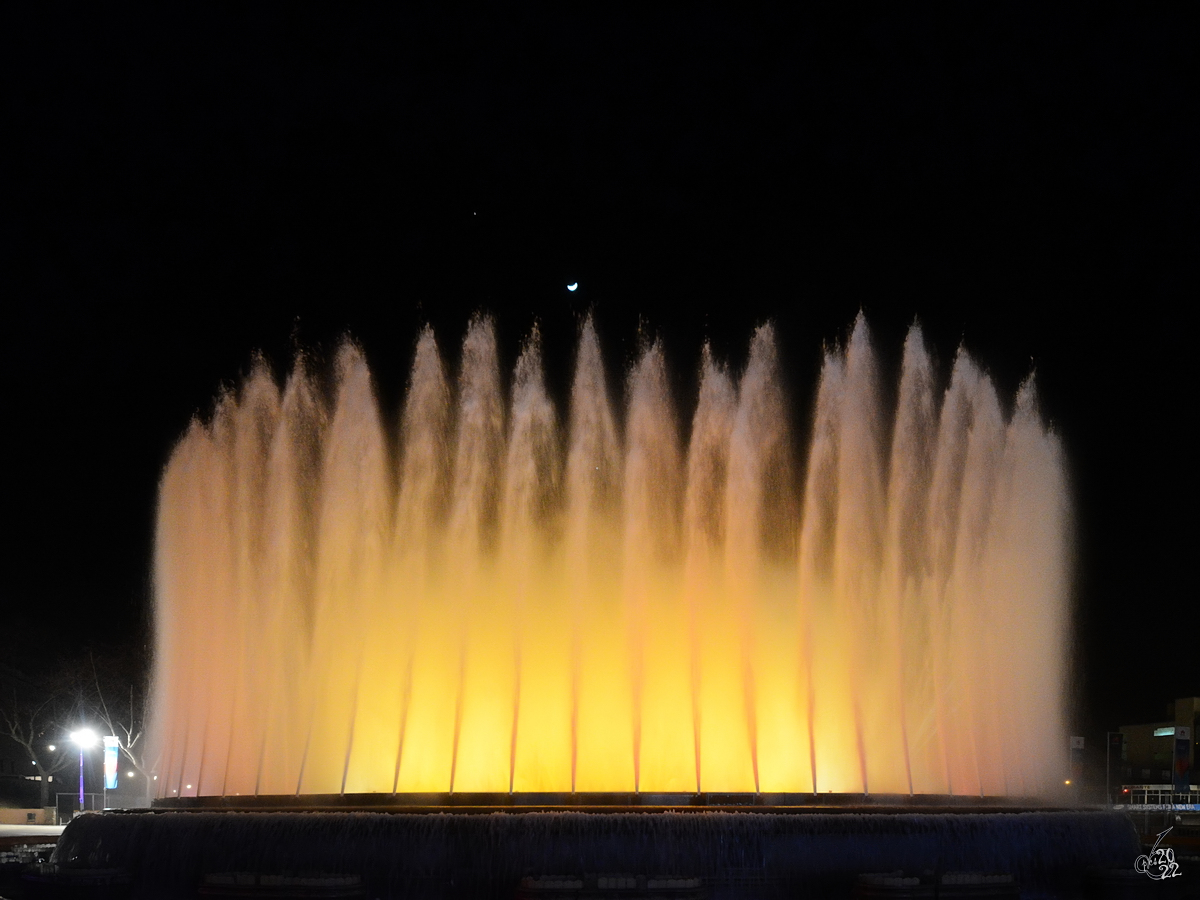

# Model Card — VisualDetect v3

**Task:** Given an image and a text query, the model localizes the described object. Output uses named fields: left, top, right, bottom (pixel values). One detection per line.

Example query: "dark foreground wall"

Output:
left=53, top=809, right=1140, bottom=899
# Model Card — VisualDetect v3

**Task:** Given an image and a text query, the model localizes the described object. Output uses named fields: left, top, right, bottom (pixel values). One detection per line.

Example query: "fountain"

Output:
left=53, top=314, right=1141, bottom=898
left=146, top=313, right=1070, bottom=800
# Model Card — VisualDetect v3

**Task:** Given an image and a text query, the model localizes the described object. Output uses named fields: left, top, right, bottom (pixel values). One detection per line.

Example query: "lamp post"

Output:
left=69, top=728, right=98, bottom=812
left=1106, top=731, right=1114, bottom=806
left=1105, top=731, right=1124, bottom=806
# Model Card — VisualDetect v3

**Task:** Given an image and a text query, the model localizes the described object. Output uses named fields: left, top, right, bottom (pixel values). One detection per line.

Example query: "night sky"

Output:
left=3, top=10, right=1194, bottom=744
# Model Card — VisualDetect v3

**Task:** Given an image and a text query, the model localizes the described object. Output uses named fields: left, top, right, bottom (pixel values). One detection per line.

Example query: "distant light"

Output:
left=70, top=728, right=99, bottom=749
left=1153, top=727, right=1176, bottom=737
left=31, top=760, right=36, bottom=765
left=1123, top=788, right=1129, bottom=793
left=186, top=784, right=192, bottom=789
left=153, top=776, right=158, bottom=781
left=126, top=771, right=135, bottom=778
left=567, top=283, right=578, bottom=291
left=47, top=744, right=56, bottom=751
left=1064, top=780, right=1071, bottom=785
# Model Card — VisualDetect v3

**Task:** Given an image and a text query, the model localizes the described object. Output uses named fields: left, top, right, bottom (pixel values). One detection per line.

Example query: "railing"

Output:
left=54, top=792, right=103, bottom=824
left=1114, top=787, right=1200, bottom=810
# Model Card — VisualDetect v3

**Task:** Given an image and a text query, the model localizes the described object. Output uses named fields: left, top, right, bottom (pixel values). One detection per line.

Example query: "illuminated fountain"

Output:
left=147, top=313, right=1069, bottom=800
left=58, top=314, right=1139, bottom=898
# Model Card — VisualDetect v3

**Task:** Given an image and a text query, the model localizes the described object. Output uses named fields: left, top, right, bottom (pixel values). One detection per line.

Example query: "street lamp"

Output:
left=69, top=728, right=98, bottom=812
left=1106, top=731, right=1123, bottom=806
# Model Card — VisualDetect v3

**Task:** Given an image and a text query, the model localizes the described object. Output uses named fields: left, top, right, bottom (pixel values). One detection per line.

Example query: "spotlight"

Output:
left=69, top=729, right=98, bottom=749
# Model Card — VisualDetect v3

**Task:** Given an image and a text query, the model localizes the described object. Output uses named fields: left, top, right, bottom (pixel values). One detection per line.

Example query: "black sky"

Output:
left=2, top=9, right=1195, bottom=740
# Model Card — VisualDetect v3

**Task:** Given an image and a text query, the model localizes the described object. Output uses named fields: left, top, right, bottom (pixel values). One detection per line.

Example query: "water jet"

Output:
left=148, top=313, right=1070, bottom=800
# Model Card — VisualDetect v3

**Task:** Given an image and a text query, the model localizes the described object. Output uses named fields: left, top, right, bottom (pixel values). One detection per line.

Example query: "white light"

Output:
left=153, top=776, right=158, bottom=780
left=126, top=771, right=135, bottom=778
left=186, top=784, right=192, bottom=789
left=47, top=744, right=56, bottom=751
left=70, top=728, right=99, bottom=749
left=1153, top=727, right=1176, bottom=737
left=567, top=283, right=578, bottom=291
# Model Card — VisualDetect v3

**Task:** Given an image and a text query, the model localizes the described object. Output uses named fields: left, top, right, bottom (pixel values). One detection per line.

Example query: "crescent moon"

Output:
left=567, top=283, right=578, bottom=292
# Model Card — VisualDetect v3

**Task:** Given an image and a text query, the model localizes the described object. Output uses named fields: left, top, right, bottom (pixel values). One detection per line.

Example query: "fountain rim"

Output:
left=148, top=791, right=1063, bottom=814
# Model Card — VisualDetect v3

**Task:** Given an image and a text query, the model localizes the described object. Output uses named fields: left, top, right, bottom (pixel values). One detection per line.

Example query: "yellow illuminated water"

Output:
left=148, top=315, right=1069, bottom=798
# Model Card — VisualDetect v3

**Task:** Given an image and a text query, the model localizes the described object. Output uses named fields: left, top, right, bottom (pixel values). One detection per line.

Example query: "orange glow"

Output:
left=148, top=315, right=1069, bottom=798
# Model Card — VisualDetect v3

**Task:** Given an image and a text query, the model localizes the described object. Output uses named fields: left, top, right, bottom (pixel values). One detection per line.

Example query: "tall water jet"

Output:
left=501, top=329, right=560, bottom=793
left=389, top=327, right=450, bottom=793
left=681, top=345, right=737, bottom=792
left=623, top=340, right=684, bottom=791
left=148, top=315, right=1069, bottom=799
left=564, top=317, right=623, bottom=791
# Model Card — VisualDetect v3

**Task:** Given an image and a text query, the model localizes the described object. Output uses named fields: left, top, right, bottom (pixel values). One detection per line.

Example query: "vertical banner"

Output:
left=1174, top=726, right=1192, bottom=793
left=103, top=736, right=119, bottom=790
left=1069, top=736, right=1084, bottom=784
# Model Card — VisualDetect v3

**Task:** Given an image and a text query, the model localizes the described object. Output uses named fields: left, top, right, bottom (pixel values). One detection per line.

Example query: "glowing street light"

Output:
left=70, top=728, right=98, bottom=812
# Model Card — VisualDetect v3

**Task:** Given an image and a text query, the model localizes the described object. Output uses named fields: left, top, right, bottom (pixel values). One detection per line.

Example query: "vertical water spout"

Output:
left=564, top=315, right=620, bottom=792
left=834, top=315, right=885, bottom=794
left=683, top=345, right=735, bottom=791
left=623, top=339, right=682, bottom=792
left=882, top=323, right=936, bottom=795
left=256, top=354, right=324, bottom=796
left=727, top=324, right=790, bottom=794
left=391, top=327, right=449, bottom=793
left=305, top=342, right=389, bottom=794
left=223, top=360, right=281, bottom=796
left=447, top=316, right=503, bottom=793
left=501, top=328, right=559, bottom=793
left=798, top=348, right=844, bottom=794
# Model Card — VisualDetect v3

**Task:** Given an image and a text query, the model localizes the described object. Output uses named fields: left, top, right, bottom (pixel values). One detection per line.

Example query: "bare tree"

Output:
left=0, top=680, right=79, bottom=808
left=88, top=651, right=150, bottom=792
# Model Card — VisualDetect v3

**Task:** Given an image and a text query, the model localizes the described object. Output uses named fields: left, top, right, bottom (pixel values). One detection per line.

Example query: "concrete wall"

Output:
left=0, top=807, right=54, bottom=825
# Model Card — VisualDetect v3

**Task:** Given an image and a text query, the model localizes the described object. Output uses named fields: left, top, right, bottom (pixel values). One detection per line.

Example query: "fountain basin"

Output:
left=54, top=808, right=1139, bottom=899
